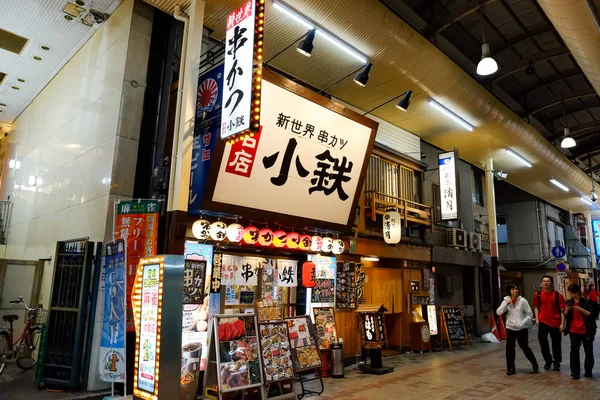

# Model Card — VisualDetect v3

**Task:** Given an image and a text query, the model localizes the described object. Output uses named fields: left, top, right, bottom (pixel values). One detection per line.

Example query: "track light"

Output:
left=526, top=60, right=535, bottom=75
left=354, top=63, right=372, bottom=87
left=297, top=28, right=316, bottom=57
left=396, top=90, right=412, bottom=111
left=428, top=99, right=474, bottom=131
left=505, top=148, right=533, bottom=168
left=549, top=178, right=569, bottom=192
left=560, top=127, right=576, bottom=148
left=477, top=43, right=498, bottom=76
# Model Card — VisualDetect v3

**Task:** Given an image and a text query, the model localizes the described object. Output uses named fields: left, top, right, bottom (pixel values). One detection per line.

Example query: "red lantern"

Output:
left=243, top=226, right=259, bottom=245
left=273, top=230, right=287, bottom=248
left=258, top=228, right=273, bottom=246
left=286, top=232, right=300, bottom=249
left=302, top=262, right=316, bottom=288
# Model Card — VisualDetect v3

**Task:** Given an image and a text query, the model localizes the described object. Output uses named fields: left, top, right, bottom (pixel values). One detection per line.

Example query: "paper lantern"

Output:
left=302, top=262, right=316, bottom=288
left=332, top=239, right=345, bottom=255
left=322, top=237, right=334, bottom=253
left=243, top=226, right=259, bottom=245
left=273, top=230, right=287, bottom=248
left=286, top=232, right=300, bottom=249
left=192, top=219, right=210, bottom=240
left=299, top=234, right=312, bottom=251
left=310, top=236, right=322, bottom=252
left=226, top=223, right=244, bottom=242
left=383, top=207, right=402, bottom=245
left=209, top=221, right=227, bottom=241
left=258, top=228, right=274, bottom=246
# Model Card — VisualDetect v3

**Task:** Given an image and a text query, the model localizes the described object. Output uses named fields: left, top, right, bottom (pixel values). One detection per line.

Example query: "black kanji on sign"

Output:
left=241, top=263, right=255, bottom=283
left=227, top=26, right=248, bottom=60
left=280, top=265, right=294, bottom=285
left=262, top=138, right=310, bottom=186
left=309, top=150, right=353, bottom=201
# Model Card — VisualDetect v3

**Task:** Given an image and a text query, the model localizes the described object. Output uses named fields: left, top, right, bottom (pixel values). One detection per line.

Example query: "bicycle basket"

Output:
left=31, top=309, right=48, bottom=326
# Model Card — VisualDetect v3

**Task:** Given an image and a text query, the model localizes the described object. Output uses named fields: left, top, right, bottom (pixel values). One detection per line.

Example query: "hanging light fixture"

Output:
left=354, top=63, right=372, bottom=87
left=476, top=8, right=498, bottom=76
left=396, top=90, right=412, bottom=111
left=297, top=28, right=316, bottom=56
left=560, top=100, right=576, bottom=148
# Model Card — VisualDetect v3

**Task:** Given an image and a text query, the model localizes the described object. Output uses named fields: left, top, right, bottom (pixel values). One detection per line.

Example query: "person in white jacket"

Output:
left=497, top=284, right=539, bottom=375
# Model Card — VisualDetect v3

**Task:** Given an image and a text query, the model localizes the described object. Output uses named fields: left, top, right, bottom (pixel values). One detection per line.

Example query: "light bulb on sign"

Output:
left=322, top=237, right=334, bottom=253
left=310, top=236, right=323, bottom=252
left=243, top=226, right=259, bottom=245
left=192, top=219, right=210, bottom=240
left=273, top=230, right=288, bottom=248
left=209, top=221, right=227, bottom=241
left=226, top=223, right=244, bottom=243
left=286, top=232, right=300, bottom=249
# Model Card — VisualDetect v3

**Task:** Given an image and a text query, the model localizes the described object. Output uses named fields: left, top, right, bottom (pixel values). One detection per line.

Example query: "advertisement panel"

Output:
left=438, top=151, right=458, bottom=220
left=137, top=264, right=160, bottom=393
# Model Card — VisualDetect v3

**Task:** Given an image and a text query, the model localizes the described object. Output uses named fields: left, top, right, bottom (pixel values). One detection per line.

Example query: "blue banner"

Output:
left=189, top=65, right=223, bottom=213
left=99, top=240, right=127, bottom=382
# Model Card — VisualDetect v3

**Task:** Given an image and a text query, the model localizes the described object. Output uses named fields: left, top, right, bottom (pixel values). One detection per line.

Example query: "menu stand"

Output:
left=439, top=306, right=470, bottom=352
left=265, top=378, right=297, bottom=400
left=355, top=304, right=393, bottom=375
left=296, top=372, right=324, bottom=399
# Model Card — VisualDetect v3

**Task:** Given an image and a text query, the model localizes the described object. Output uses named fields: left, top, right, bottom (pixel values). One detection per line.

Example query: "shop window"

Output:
left=471, top=168, right=484, bottom=206
left=364, top=155, right=417, bottom=202
left=437, top=274, right=455, bottom=298
left=497, top=215, right=508, bottom=245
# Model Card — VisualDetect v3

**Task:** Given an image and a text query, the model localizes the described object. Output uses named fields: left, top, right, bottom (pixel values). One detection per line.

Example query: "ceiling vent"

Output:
left=0, top=28, right=29, bottom=55
left=0, top=72, right=6, bottom=86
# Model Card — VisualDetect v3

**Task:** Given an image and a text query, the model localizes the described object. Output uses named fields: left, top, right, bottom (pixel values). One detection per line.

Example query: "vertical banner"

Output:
left=438, top=150, right=458, bottom=220
left=99, top=240, right=127, bottom=382
left=115, top=200, right=160, bottom=331
left=276, top=260, right=298, bottom=287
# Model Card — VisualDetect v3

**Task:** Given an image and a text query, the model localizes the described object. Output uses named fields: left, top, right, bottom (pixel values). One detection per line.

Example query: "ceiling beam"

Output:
left=521, top=90, right=598, bottom=116
left=517, top=70, right=583, bottom=100
left=494, top=21, right=555, bottom=55
left=570, top=139, right=600, bottom=158
left=548, top=120, right=600, bottom=141
left=492, top=46, right=570, bottom=83
left=424, top=0, right=499, bottom=38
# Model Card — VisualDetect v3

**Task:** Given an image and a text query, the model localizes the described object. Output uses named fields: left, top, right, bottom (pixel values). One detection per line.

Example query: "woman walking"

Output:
left=497, top=284, right=538, bottom=375
left=564, top=283, right=597, bottom=379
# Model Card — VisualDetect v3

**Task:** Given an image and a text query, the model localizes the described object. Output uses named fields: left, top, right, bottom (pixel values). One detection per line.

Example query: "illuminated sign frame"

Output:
left=438, top=150, right=459, bottom=221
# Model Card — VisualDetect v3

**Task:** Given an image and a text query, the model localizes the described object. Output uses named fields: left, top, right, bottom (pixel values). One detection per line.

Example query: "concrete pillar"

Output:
left=168, top=0, right=205, bottom=212
left=485, top=158, right=501, bottom=309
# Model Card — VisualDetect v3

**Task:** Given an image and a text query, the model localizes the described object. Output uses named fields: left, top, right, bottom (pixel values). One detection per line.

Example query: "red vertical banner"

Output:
left=115, top=200, right=160, bottom=332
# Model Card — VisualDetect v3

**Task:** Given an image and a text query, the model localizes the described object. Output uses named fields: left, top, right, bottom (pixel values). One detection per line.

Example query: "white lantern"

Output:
left=332, top=239, right=345, bottom=255
left=192, top=219, right=211, bottom=240
left=322, top=237, right=334, bottom=253
left=226, top=223, right=244, bottom=242
left=310, top=236, right=323, bottom=252
left=383, top=207, right=401, bottom=244
left=209, top=221, right=227, bottom=241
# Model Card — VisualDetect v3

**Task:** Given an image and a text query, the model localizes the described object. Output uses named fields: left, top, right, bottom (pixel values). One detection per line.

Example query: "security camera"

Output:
left=493, top=170, right=508, bottom=180
left=591, top=191, right=598, bottom=202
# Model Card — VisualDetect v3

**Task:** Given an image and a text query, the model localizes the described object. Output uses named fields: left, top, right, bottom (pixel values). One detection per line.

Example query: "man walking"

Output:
left=532, top=275, right=566, bottom=371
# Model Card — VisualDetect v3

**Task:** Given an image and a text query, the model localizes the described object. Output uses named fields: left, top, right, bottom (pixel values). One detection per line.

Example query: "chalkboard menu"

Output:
left=240, top=291, right=255, bottom=305
left=440, top=306, right=469, bottom=351
left=335, top=262, right=355, bottom=309
left=183, top=259, right=207, bottom=303
left=311, top=279, right=334, bottom=303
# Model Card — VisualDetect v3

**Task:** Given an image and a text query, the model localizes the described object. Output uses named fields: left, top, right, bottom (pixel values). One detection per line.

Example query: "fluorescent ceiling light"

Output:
left=273, top=1, right=368, bottom=64
left=363, top=256, right=379, bottom=262
left=505, top=148, right=532, bottom=168
left=428, top=99, right=473, bottom=131
left=581, top=196, right=593, bottom=205
left=550, top=178, right=569, bottom=192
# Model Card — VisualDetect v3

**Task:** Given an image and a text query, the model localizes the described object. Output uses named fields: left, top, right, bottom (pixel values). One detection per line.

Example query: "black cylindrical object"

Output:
left=330, top=343, right=344, bottom=379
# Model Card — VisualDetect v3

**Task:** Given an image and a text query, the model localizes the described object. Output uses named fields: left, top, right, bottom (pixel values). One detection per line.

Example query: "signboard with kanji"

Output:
left=183, top=259, right=206, bottom=304
left=206, top=70, right=377, bottom=230
left=438, top=151, right=458, bottom=220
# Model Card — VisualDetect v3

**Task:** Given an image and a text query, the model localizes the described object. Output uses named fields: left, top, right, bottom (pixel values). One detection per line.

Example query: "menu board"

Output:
left=311, top=279, right=334, bottom=303
left=441, top=306, right=467, bottom=342
left=137, top=264, right=160, bottom=393
left=285, top=316, right=322, bottom=372
left=313, top=307, right=338, bottom=350
left=215, top=314, right=262, bottom=392
left=240, top=291, right=255, bottom=305
left=183, top=259, right=206, bottom=304
left=335, top=262, right=355, bottom=309
left=359, top=312, right=378, bottom=344
left=257, top=299, right=282, bottom=322
left=258, top=322, right=294, bottom=382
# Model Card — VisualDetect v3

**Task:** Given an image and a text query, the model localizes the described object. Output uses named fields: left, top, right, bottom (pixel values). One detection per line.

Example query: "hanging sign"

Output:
left=211, top=252, right=223, bottom=294
left=438, top=151, right=458, bottom=220
left=99, top=240, right=127, bottom=382
left=235, top=257, right=259, bottom=286
left=277, top=260, right=298, bottom=287
left=115, top=200, right=160, bottom=332
left=221, top=0, right=264, bottom=141
left=211, top=71, right=378, bottom=229
left=302, top=262, right=316, bottom=288
left=383, top=207, right=401, bottom=244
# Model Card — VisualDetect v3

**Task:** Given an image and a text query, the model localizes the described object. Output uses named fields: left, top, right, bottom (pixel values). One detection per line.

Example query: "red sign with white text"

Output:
left=226, top=0, right=253, bottom=31
left=225, top=128, right=262, bottom=178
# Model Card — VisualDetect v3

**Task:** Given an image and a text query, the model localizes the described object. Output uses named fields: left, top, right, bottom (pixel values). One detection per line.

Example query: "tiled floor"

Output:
left=3, top=329, right=600, bottom=399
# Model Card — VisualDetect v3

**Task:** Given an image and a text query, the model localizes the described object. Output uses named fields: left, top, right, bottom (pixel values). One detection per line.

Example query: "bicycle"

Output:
left=0, top=296, right=44, bottom=376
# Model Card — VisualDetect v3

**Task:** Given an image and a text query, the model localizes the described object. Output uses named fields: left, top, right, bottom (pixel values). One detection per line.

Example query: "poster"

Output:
left=115, top=200, right=160, bottom=331
left=276, top=260, right=297, bottom=287
left=261, top=258, right=277, bottom=299
left=258, top=322, right=294, bottom=382
left=313, top=307, right=338, bottom=350
left=99, top=240, right=126, bottom=382
left=215, top=314, right=262, bottom=391
left=285, top=316, right=322, bottom=372
left=183, top=259, right=207, bottom=304
left=137, top=264, right=160, bottom=393
left=312, top=255, right=336, bottom=279
left=311, top=279, right=334, bottom=303
left=335, top=261, right=355, bottom=309
left=190, top=117, right=220, bottom=213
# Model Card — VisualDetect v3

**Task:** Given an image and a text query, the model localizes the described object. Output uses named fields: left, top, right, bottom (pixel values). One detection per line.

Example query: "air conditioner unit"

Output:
left=468, top=232, right=482, bottom=252
left=447, top=228, right=467, bottom=249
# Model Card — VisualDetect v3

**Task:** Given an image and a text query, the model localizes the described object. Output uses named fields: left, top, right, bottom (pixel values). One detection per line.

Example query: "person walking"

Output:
left=497, top=284, right=538, bottom=375
left=564, top=283, right=597, bottom=379
left=532, top=275, right=566, bottom=371
left=583, top=283, right=600, bottom=305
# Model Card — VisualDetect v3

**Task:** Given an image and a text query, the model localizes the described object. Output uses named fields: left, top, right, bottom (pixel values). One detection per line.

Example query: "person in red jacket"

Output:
left=532, top=275, right=566, bottom=371
left=564, top=283, right=596, bottom=379
left=583, top=283, right=600, bottom=305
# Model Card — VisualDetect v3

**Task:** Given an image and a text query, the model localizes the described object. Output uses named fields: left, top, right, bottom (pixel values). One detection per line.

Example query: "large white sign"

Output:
left=213, top=79, right=373, bottom=226
left=137, top=264, right=159, bottom=394
left=438, top=151, right=458, bottom=220
left=221, top=0, right=255, bottom=139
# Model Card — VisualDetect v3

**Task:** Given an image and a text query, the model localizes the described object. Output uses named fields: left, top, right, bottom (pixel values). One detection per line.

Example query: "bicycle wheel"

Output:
left=16, top=326, right=41, bottom=371
left=0, top=331, right=8, bottom=376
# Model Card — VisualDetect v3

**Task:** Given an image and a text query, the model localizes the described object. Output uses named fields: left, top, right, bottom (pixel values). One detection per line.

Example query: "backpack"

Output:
left=536, top=290, right=561, bottom=312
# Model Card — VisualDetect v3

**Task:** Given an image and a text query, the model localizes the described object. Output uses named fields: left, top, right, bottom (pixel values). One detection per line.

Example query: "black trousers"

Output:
left=569, top=333, right=594, bottom=376
left=538, top=322, right=562, bottom=364
left=506, top=328, right=538, bottom=371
